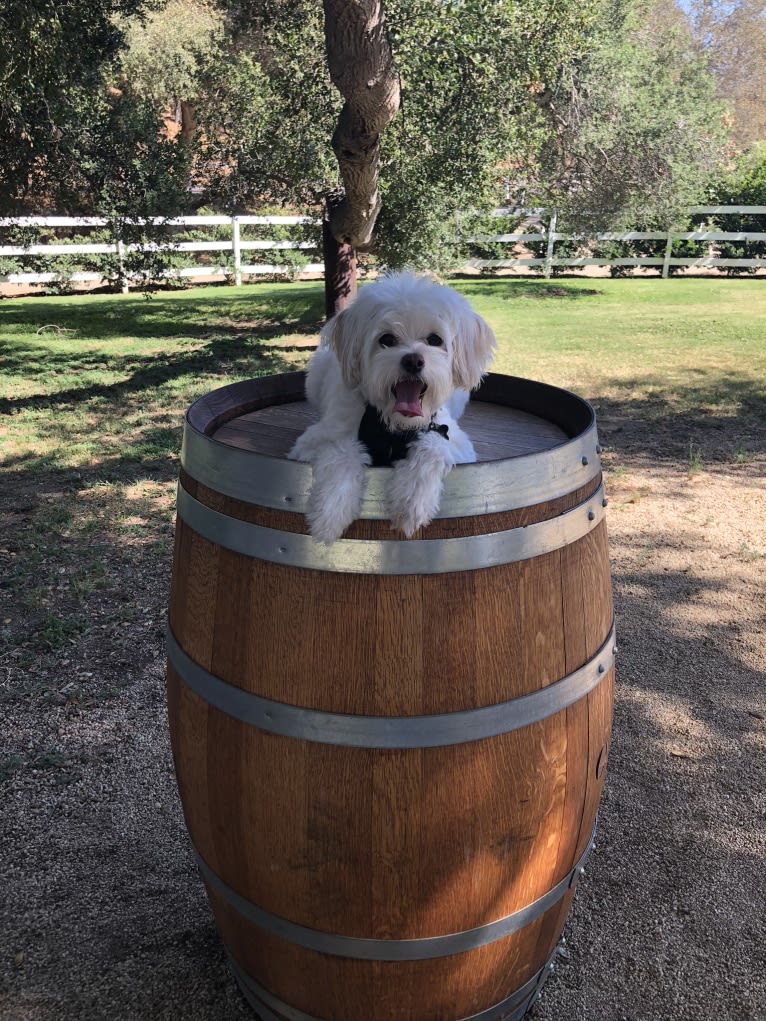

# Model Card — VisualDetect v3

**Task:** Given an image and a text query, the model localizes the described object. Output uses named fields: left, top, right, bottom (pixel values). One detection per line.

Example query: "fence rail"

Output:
left=1, top=208, right=764, bottom=290
left=0, top=215, right=324, bottom=292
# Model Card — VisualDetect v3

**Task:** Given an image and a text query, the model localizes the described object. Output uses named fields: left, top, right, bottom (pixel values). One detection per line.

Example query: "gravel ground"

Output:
left=2, top=398, right=765, bottom=1021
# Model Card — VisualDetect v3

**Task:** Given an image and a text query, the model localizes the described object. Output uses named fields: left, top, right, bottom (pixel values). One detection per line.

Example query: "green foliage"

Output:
left=70, top=94, right=195, bottom=289
left=0, top=223, right=39, bottom=278
left=84, top=93, right=193, bottom=220
left=682, top=0, right=766, bottom=150
left=0, top=219, right=214, bottom=294
left=0, top=0, right=193, bottom=297
left=535, top=2, right=730, bottom=233
left=587, top=217, right=711, bottom=278
left=374, top=0, right=602, bottom=268
left=118, top=0, right=224, bottom=108
left=456, top=211, right=527, bottom=270
left=710, top=146, right=766, bottom=275
left=255, top=216, right=320, bottom=279
left=0, top=0, right=139, bottom=211
left=1, top=0, right=735, bottom=279
left=192, top=14, right=338, bottom=211
left=203, top=0, right=728, bottom=269
left=187, top=0, right=605, bottom=266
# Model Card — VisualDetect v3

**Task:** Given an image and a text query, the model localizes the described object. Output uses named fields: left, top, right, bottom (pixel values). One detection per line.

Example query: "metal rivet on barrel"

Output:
left=598, top=663, right=605, bottom=674
left=596, top=444, right=603, bottom=454
left=582, top=456, right=589, bottom=466
left=602, top=497, right=609, bottom=508
left=588, top=509, right=596, bottom=521
left=278, top=546, right=288, bottom=555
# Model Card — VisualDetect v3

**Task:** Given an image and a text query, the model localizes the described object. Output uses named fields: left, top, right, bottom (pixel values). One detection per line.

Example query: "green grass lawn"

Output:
left=459, top=276, right=766, bottom=408
left=1, top=274, right=764, bottom=674
left=2, top=276, right=764, bottom=476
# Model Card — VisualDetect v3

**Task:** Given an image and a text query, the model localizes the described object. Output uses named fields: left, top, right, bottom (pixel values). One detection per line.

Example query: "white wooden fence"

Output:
left=1, top=207, right=764, bottom=289
left=0, top=215, right=323, bottom=292
left=472, top=206, right=766, bottom=278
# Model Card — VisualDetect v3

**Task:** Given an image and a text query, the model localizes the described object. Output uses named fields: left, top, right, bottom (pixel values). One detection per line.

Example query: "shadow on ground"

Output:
left=1, top=312, right=765, bottom=1018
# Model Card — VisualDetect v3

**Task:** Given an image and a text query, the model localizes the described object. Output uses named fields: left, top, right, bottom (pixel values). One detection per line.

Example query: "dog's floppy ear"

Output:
left=451, top=311, right=496, bottom=391
left=320, top=308, right=362, bottom=388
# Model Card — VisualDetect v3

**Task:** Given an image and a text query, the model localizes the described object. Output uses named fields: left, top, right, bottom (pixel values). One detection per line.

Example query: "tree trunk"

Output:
left=322, top=0, right=400, bottom=251
left=323, top=191, right=358, bottom=319
left=180, top=101, right=198, bottom=141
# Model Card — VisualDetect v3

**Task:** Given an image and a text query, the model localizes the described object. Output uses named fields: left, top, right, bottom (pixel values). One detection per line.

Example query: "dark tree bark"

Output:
left=321, top=0, right=400, bottom=315
left=323, top=190, right=358, bottom=317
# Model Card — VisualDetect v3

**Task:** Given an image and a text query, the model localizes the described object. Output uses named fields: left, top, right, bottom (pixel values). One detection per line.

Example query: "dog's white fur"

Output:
left=288, top=272, right=496, bottom=542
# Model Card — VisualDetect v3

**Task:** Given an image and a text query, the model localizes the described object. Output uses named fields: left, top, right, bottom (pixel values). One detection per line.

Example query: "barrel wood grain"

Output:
left=166, top=372, right=614, bottom=1021
left=213, top=400, right=569, bottom=462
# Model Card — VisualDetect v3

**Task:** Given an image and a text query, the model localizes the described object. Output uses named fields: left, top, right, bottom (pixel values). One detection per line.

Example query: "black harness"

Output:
left=358, top=405, right=449, bottom=467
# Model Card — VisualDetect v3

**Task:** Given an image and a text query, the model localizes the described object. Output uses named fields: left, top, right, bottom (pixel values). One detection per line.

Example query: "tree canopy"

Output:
left=0, top=0, right=741, bottom=268
left=0, top=0, right=130, bottom=209
left=684, top=0, right=766, bottom=149
left=0, top=0, right=193, bottom=217
left=534, top=0, right=731, bottom=230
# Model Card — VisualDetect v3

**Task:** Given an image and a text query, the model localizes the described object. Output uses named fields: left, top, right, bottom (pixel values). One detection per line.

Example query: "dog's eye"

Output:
left=378, top=333, right=397, bottom=348
left=426, top=333, right=444, bottom=347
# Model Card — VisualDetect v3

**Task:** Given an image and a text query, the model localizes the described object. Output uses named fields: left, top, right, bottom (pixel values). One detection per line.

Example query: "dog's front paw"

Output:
left=304, top=438, right=371, bottom=543
left=306, top=506, right=348, bottom=544
left=288, top=425, right=321, bottom=462
left=389, top=475, right=443, bottom=537
left=388, top=433, right=455, bottom=537
left=389, top=500, right=434, bottom=539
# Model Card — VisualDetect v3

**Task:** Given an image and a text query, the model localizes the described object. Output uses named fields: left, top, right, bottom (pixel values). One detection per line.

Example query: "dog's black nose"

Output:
left=400, top=352, right=425, bottom=375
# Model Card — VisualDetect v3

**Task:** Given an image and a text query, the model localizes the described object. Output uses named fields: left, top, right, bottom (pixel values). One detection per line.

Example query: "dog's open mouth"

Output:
left=392, top=378, right=427, bottom=418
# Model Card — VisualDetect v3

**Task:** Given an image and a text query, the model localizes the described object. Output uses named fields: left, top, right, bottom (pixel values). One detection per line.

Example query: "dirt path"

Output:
left=1, top=402, right=764, bottom=1020
left=533, top=450, right=766, bottom=1021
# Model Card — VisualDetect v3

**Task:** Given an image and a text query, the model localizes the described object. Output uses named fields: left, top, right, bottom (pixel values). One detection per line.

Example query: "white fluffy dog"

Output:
left=288, top=272, right=496, bottom=542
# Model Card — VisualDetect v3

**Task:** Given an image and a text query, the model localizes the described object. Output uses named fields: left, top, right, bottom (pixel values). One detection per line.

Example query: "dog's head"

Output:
left=319, top=273, right=496, bottom=430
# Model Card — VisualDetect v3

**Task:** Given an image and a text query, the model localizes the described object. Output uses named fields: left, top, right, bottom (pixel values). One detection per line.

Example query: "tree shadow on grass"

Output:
left=0, top=334, right=309, bottom=418
left=592, top=373, right=766, bottom=465
left=453, top=278, right=603, bottom=301
left=0, top=283, right=325, bottom=342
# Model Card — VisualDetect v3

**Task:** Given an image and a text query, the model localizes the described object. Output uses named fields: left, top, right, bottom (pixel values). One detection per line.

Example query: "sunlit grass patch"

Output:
left=73, top=476, right=176, bottom=540
left=2, top=277, right=765, bottom=479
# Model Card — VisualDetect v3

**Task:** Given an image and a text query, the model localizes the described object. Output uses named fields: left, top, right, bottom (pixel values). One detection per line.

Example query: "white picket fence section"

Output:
left=1, top=207, right=765, bottom=289
left=471, top=206, right=766, bottom=277
left=0, top=215, right=323, bottom=292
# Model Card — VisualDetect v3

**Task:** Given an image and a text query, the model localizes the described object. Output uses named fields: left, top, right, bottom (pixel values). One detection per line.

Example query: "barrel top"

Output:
left=181, top=372, right=601, bottom=518
left=189, top=371, right=590, bottom=461
left=218, top=395, right=567, bottom=461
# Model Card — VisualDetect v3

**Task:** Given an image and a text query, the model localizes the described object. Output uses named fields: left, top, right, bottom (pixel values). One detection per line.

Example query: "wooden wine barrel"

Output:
left=166, top=371, right=614, bottom=1021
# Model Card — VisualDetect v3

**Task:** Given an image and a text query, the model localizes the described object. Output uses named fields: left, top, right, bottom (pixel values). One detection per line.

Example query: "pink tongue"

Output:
left=393, top=379, right=423, bottom=418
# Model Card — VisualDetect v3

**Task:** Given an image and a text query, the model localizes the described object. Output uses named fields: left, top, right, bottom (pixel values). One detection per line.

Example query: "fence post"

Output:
left=662, top=232, right=674, bottom=279
left=232, top=215, right=242, bottom=286
left=116, top=239, right=129, bottom=294
left=544, top=211, right=557, bottom=278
